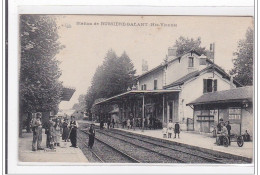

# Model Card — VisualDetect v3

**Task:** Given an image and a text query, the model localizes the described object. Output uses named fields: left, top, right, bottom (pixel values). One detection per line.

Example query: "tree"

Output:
left=230, top=28, right=253, bottom=86
left=19, top=15, right=64, bottom=137
left=72, top=94, right=86, bottom=112
left=85, top=50, right=136, bottom=114
left=174, top=36, right=207, bottom=56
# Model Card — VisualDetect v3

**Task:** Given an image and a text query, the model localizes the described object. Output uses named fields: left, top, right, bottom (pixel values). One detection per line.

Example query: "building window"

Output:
left=154, top=80, right=158, bottom=90
left=188, top=57, right=194, bottom=67
left=203, top=79, right=217, bottom=93
left=229, top=107, right=242, bottom=120
left=143, top=84, right=147, bottom=90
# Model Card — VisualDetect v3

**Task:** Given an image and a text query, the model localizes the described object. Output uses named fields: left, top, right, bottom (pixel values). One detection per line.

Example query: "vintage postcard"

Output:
left=17, top=14, right=254, bottom=165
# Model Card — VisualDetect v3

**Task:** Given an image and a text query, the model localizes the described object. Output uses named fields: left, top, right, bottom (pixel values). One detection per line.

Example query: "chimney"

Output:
left=206, top=43, right=215, bottom=62
left=168, top=46, right=177, bottom=60
left=142, top=59, right=148, bottom=74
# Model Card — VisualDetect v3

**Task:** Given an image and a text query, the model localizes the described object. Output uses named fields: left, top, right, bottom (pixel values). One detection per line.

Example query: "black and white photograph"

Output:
left=16, top=14, right=254, bottom=165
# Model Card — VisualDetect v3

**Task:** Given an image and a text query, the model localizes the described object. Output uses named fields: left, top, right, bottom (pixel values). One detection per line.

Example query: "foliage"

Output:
left=72, top=94, right=86, bottom=112
left=19, top=15, right=64, bottom=114
left=85, top=50, right=136, bottom=113
left=230, top=28, right=253, bottom=86
left=174, top=36, right=207, bottom=56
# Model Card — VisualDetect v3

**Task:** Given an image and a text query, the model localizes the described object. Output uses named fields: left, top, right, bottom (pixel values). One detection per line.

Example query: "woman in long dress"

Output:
left=69, top=116, right=78, bottom=148
left=54, top=118, right=61, bottom=147
left=62, top=118, right=70, bottom=142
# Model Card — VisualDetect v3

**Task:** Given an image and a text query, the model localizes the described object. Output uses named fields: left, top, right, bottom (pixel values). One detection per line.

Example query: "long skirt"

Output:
left=70, top=129, right=77, bottom=146
left=54, top=129, right=61, bottom=144
left=62, top=127, right=70, bottom=140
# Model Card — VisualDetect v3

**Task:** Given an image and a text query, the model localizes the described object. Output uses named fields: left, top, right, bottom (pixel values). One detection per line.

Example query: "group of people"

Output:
left=121, top=116, right=162, bottom=130
left=216, top=119, right=251, bottom=143
left=100, top=118, right=116, bottom=129
left=162, top=120, right=180, bottom=139
left=30, top=113, right=79, bottom=151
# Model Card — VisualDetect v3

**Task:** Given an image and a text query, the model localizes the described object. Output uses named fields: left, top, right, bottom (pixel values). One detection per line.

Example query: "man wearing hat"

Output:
left=217, top=119, right=224, bottom=134
left=31, top=112, right=44, bottom=151
left=69, top=116, right=78, bottom=148
left=62, top=118, right=70, bottom=142
left=88, top=124, right=95, bottom=149
left=174, top=121, right=180, bottom=138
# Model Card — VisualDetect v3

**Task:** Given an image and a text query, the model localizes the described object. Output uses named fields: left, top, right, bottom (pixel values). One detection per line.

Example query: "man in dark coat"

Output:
left=226, top=121, right=231, bottom=145
left=107, top=118, right=111, bottom=129
left=62, top=118, right=70, bottom=142
left=88, top=124, right=95, bottom=149
left=174, top=122, right=180, bottom=138
left=100, top=120, right=104, bottom=130
left=69, top=116, right=78, bottom=148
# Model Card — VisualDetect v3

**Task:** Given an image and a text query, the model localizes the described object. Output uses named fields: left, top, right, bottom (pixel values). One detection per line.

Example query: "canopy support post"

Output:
left=162, top=94, right=165, bottom=127
left=142, top=94, right=145, bottom=132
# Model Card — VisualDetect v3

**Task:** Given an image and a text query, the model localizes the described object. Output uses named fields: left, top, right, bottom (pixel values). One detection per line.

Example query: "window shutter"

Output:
left=203, top=79, right=207, bottom=93
left=214, top=79, right=217, bottom=91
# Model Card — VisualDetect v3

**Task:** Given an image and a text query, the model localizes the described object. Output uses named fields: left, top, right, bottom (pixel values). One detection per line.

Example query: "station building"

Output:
left=187, top=86, right=253, bottom=136
left=95, top=47, right=247, bottom=132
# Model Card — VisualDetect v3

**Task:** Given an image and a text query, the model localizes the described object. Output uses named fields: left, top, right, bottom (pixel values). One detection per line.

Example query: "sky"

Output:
left=55, top=15, right=253, bottom=111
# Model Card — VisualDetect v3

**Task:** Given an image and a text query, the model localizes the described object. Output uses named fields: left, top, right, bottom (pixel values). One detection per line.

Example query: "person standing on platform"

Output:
left=88, top=124, right=96, bottom=149
left=49, top=120, right=56, bottom=150
left=100, top=120, right=104, bottom=130
left=45, top=116, right=54, bottom=148
left=69, top=116, right=78, bottom=148
left=226, top=121, right=231, bottom=145
left=112, top=118, right=115, bottom=128
left=167, top=120, right=173, bottom=138
left=62, top=118, right=70, bottom=142
left=107, top=118, right=111, bottom=129
left=54, top=118, right=62, bottom=147
left=31, top=112, right=44, bottom=151
left=127, top=118, right=131, bottom=129
left=174, top=122, right=180, bottom=138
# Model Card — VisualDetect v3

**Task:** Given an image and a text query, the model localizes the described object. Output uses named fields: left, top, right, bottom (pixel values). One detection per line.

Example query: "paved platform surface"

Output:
left=115, top=128, right=253, bottom=159
left=19, top=130, right=88, bottom=162
left=80, top=121, right=253, bottom=159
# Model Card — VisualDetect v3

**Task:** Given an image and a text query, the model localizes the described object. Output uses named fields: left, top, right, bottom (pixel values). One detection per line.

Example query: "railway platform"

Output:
left=19, top=129, right=88, bottom=163
left=81, top=121, right=253, bottom=161
left=115, top=128, right=253, bottom=160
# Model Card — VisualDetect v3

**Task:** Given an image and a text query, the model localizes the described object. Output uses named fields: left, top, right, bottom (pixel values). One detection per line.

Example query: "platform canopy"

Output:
left=94, top=89, right=181, bottom=105
left=61, top=87, right=76, bottom=101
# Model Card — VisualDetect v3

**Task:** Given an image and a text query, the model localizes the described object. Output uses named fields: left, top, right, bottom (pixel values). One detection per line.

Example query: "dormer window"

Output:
left=203, top=79, right=217, bottom=93
left=188, top=57, right=194, bottom=67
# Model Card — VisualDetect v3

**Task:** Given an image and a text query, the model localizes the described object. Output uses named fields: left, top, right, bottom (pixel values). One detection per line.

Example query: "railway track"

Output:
left=79, top=129, right=141, bottom=163
left=98, top=129, right=225, bottom=163
left=97, top=129, right=217, bottom=163
left=77, top=135, right=104, bottom=162
left=103, top=129, right=249, bottom=164
left=81, top=123, right=248, bottom=164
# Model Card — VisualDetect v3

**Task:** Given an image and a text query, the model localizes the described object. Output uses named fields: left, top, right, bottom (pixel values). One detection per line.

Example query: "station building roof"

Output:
left=186, top=86, right=253, bottom=106
left=94, top=89, right=181, bottom=105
